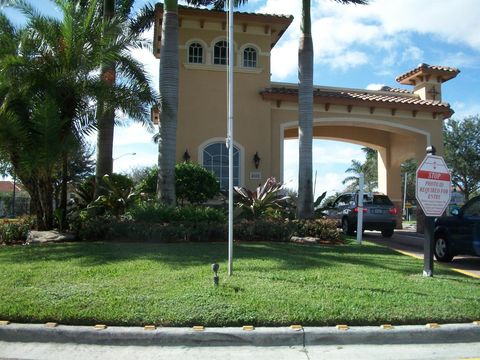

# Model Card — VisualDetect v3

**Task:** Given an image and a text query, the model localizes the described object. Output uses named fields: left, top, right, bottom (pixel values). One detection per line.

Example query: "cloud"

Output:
left=253, top=0, right=480, bottom=80
left=366, top=83, right=384, bottom=90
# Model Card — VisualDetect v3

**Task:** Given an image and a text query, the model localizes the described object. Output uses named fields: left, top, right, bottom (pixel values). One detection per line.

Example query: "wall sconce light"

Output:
left=253, top=152, right=261, bottom=169
left=183, top=149, right=191, bottom=162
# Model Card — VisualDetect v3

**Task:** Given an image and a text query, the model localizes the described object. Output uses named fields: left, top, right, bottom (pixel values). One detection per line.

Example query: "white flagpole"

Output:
left=227, top=0, right=234, bottom=276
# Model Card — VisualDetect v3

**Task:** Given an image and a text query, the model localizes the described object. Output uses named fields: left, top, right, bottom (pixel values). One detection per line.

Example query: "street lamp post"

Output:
left=11, top=173, right=16, bottom=218
left=113, top=152, right=136, bottom=161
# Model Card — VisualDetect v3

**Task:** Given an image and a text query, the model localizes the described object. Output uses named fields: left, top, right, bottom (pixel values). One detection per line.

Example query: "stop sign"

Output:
left=416, top=154, right=451, bottom=217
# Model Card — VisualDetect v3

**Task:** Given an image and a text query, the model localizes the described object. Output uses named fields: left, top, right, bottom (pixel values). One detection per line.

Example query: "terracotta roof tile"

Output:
left=396, top=63, right=460, bottom=84
left=260, top=86, right=453, bottom=117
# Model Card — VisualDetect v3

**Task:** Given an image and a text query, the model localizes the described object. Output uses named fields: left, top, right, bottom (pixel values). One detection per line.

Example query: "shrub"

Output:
left=292, top=219, right=343, bottom=243
left=175, top=162, right=219, bottom=205
left=234, top=218, right=296, bottom=242
left=69, top=210, right=112, bottom=241
left=128, top=202, right=226, bottom=223
left=0, top=216, right=36, bottom=244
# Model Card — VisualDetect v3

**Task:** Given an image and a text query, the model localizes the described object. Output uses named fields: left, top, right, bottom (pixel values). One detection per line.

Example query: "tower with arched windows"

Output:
left=152, top=5, right=458, bottom=229
left=153, top=4, right=293, bottom=190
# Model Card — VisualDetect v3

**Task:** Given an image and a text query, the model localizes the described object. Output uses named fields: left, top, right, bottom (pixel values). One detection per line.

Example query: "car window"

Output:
left=370, top=195, right=393, bottom=205
left=463, top=197, right=480, bottom=217
left=335, top=195, right=352, bottom=207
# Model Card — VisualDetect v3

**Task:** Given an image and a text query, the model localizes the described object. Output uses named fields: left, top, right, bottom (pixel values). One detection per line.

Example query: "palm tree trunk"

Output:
left=297, top=0, right=314, bottom=219
left=60, top=153, right=68, bottom=230
left=156, top=0, right=178, bottom=206
left=94, top=0, right=116, bottom=199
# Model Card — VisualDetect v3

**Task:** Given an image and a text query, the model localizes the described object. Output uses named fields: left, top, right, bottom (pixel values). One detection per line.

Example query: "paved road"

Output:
left=362, top=229, right=480, bottom=278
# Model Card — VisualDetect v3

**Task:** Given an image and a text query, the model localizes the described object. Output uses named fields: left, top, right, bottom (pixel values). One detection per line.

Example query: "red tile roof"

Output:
left=0, top=181, right=24, bottom=193
left=396, top=63, right=460, bottom=84
left=260, top=85, right=453, bottom=117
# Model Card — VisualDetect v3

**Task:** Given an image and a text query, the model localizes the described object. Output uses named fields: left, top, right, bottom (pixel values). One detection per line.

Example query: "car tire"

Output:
left=342, top=218, right=354, bottom=236
left=434, top=235, right=453, bottom=262
left=381, top=227, right=394, bottom=238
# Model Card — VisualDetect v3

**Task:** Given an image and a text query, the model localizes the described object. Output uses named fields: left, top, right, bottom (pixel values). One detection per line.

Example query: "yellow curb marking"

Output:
left=45, top=322, right=58, bottom=328
left=144, top=325, right=156, bottom=331
left=368, top=242, right=480, bottom=279
left=94, top=324, right=107, bottom=330
left=290, top=325, right=303, bottom=331
left=192, top=325, right=205, bottom=331
left=336, top=325, right=349, bottom=330
left=380, top=324, right=394, bottom=330
left=0, top=320, right=10, bottom=325
left=426, top=323, right=440, bottom=329
left=243, top=325, right=255, bottom=331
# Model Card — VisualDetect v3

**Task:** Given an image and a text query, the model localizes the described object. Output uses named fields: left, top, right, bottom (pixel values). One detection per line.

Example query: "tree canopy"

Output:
left=443, top=115, right=480, bottom=200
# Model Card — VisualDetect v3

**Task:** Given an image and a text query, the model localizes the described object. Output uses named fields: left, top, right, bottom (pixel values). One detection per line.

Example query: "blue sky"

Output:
left=3, top=0, right=480, bottom=198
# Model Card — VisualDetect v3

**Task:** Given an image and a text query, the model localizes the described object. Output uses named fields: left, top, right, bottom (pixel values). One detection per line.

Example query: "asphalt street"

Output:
left=362, top=229, right=480, bottom=279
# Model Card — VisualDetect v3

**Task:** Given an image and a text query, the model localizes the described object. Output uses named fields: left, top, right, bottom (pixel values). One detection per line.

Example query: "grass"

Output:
left=0, top=240, right=479, bottom=327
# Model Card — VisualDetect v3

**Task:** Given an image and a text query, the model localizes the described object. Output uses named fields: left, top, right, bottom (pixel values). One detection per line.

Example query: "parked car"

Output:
left=324, top=192, right=397, bottom=237
left=434, top=195, right=480, bottom=262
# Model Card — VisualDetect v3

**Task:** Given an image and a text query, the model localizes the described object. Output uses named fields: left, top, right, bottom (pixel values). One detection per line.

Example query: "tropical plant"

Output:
left=342, top=147, right=377, bottom=192
left=89, top=174, right=138, bottom=218
left=234, top=177, right=289, bottom=219
left=297, top=0, right=368, bottom=219
left=0, top=0, right=156, bottom=229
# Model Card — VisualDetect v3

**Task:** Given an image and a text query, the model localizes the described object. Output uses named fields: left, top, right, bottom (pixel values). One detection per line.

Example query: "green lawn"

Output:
left=0, top=241, right=478, bottom=327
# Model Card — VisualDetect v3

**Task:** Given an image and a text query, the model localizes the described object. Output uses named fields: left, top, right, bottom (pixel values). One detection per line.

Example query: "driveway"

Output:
left=362, top=229, right=480, bottom=279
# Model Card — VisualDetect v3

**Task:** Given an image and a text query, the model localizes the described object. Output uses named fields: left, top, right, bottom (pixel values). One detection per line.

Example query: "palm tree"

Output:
left=1, top=0, right=156, bottom=229
left=297, top=0, right=368, bottom=219
left=342, top=147, right=377, bottom=192
left=94, top=0, right=138, bottom=200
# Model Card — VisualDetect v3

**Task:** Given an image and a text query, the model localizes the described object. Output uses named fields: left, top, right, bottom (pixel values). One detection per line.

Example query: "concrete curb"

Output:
left=1, top=323, right=479, bottom=347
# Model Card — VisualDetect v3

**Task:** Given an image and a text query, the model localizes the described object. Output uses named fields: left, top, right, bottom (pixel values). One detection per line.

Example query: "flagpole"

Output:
left=227, top=0, right=234, bottom=276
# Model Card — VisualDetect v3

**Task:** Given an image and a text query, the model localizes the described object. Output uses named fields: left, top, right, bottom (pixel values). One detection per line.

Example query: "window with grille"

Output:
left=243, top=47, right=257, bottom=68
left=188, top=42, right=203, bottom=64
left=202, top=142, right=239, bottom=189
left=213, top=40, right=228, bottom=65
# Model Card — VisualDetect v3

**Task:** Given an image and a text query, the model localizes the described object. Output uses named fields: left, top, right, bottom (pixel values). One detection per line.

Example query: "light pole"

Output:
left=113, top=152, right=136, bottom=161
left=11, top=173, right=16, bottom=218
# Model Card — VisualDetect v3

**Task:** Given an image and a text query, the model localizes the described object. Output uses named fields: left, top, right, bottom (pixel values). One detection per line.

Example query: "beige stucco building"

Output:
left=153, top=5, right=459, bottom=225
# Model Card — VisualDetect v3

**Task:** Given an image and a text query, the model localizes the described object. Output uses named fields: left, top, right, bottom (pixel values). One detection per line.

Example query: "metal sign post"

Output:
left=227, top=0, right=234, bottom=276
left=356, top=173, right=364, bottom=245
left=415, top=146, right=452, bottom=277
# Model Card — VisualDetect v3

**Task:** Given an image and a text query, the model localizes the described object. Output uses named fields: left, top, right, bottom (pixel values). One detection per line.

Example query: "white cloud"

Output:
left=257, top=0, right=480, bottom=80
left=366, top=83, right=384, bottom=90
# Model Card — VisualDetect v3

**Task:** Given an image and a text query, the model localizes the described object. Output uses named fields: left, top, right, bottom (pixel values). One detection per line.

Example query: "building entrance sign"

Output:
left=416, top=154, right=451, bottom=217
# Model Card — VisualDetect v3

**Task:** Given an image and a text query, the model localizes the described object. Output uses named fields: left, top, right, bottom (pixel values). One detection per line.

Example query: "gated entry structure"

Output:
left=153, top=5, right=459, bottom=227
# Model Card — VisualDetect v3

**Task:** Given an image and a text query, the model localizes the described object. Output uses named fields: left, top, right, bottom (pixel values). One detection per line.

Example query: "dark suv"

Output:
left=325, top=192, right=398, bottom=237
left=434, top=195, right=480, bottom=262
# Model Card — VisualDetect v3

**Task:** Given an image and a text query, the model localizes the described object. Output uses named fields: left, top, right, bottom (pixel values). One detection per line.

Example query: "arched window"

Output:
left=213, top=40, right=228, bottom=65
left=243, top=47, right=257, bottom=68
left=202, top=142, right=239, bottom=189
left=188, top=42, right=204, bottom=64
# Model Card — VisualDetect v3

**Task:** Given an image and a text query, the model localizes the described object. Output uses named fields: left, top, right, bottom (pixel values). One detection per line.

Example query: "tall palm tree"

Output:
left=297, top=0, right=368, bottom=219
left=94, top=0, right=137, bottom=200
left=1, top=0, right=156, bottom=229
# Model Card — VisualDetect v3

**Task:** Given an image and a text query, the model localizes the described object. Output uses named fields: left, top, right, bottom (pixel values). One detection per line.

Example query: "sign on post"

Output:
left=416, top=151, right=451, bottom=277
left=416, top=155, right=451, bottom=217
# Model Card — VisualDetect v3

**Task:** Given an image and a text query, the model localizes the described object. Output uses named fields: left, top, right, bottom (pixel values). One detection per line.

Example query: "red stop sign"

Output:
left=416, top=154, right=451, bottom=217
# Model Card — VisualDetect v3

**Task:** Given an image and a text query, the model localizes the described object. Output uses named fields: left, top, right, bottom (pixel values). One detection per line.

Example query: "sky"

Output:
left=3, top=0, right=480, bottom=198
